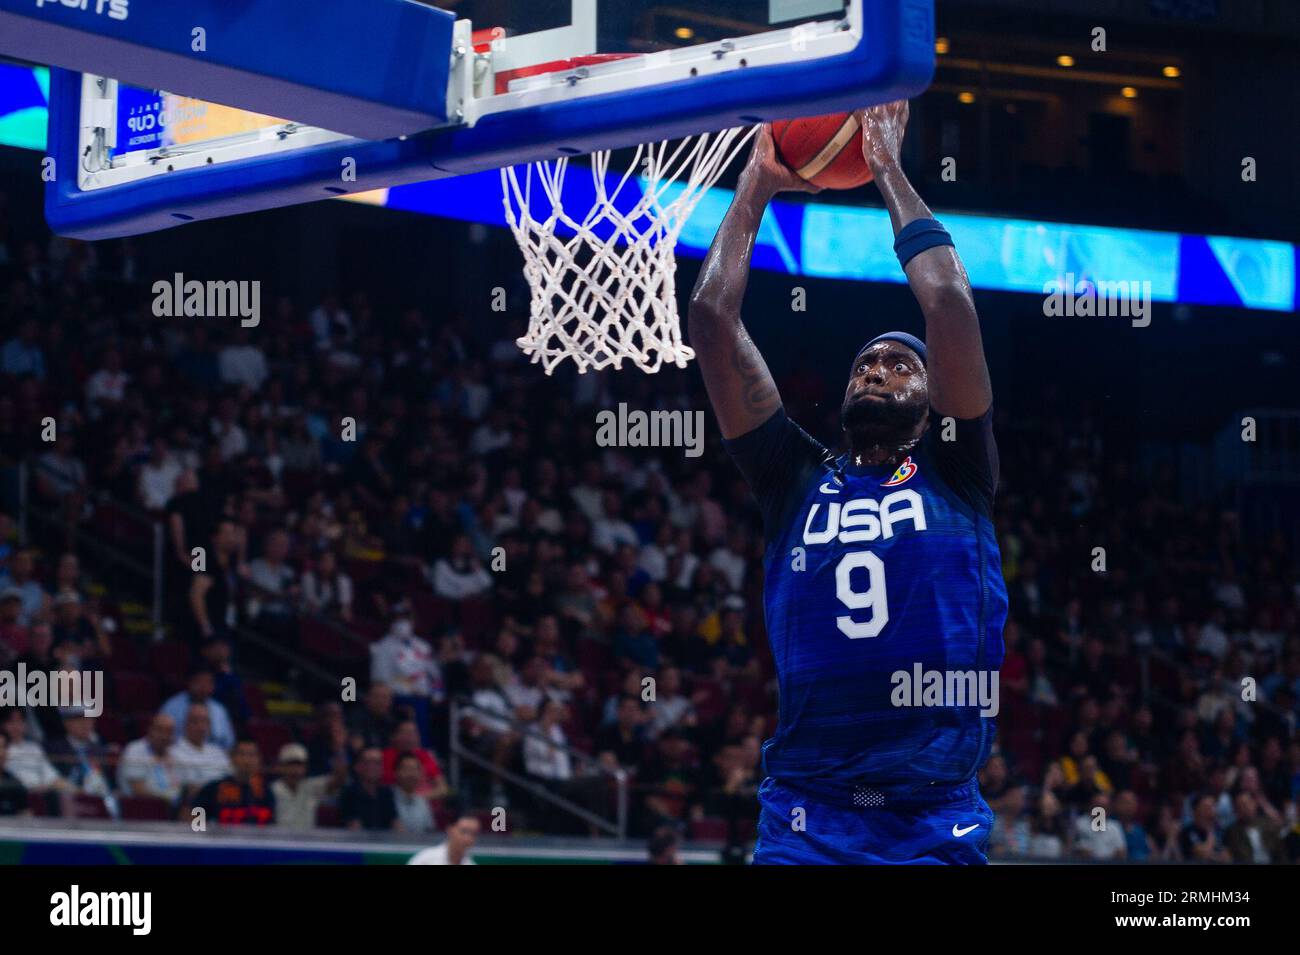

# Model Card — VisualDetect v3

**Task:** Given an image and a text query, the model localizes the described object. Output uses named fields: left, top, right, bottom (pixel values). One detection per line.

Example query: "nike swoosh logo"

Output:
left=952, top=823, right=979, bottom=837
left=818, top=483, right=839, bottom=495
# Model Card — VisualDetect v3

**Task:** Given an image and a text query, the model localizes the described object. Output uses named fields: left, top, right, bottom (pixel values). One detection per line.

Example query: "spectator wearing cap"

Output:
left=173, top=704, right=233, bottom=800
left=50, top=590, right=111, bottom=670
left=370, top=602, right=441, bottom=747
left=0, top=734, right=28, bottom=816
left=161, top=669, right=236, bottom=751
left=338, top=747, right=398, bottom=831
left=407, top=813, right=480, bottom=865
left=392, top=752, right=436, bottom=833
left=271, top=742, right=346, bottom=830
left=46, top=710, right=116, bottom=806
left=118, top=714, right=181, bottom=803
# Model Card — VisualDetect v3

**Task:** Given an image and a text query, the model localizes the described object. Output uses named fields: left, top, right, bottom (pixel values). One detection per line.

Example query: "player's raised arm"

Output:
left=860, top=101, right=993, bottom=420
left=687, top=126, right=819, bottom=440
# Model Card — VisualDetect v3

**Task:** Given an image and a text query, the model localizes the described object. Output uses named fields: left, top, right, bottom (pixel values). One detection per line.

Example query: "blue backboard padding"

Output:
left=1, top=0, right=454, bottom=140
left=45, top=0, right=935, bottom=239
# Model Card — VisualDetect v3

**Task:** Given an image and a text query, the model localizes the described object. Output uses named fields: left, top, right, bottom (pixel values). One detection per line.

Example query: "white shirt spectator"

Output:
left=523, top=723, right=572, bottom=781
left=460, top=380, right=491, bottom=422
left=468, top=421, right=512, bottom=456
left=469, top=687, right=513, bottom=735
left=218, top=343, right=269, bottom=391
left=505, top=680, right=545, bottom=717
left=301, top=570, right=353, bottom=616
left=709, top=546, right=746, bottom=593
left=247, top=558, right=296, bottom=597
left=5, top=739, right=62, bottom=789
left=370, top=624, right=442, bottom=700
left=36, top=450, right=85, bottom=498
left=309, top=303, right=353, bottom=349
left=637, top=544, right=670, bottom=583
left=171, top=738, right=233, bottom=789
left=117, top=737, right=181, bottom=801
left=1028, top=832, right=1064, bottom=860
left=570, top=483, right=604, bottom=523
left=592, top=517, right=638, bottom=555
left=1073, top=813, right=1127, bottom=860
left=432, top=558, right=492, bottom=600
left=1213, top=578, right=1246, bottom=611
left=161, top=693, right=236, bottom=750
left=139, top=456, right=183, bottom=510
left=271, top=776, right=332, bottom=830
left=647, top=695, right=694, bottom=739
left=211, top=419, right=249, bottom=461
left=85, top=368, right=129, bottom=409
left=407, top=842, right=474, bottom=865
left=394, top=789, right=435, bottom=833
left=1197, top=620, right=1231, bottom=660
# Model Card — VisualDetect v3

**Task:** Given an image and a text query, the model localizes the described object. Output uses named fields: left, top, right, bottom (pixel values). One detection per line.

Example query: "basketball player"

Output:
left=687, top=101, right=1006, bottom=864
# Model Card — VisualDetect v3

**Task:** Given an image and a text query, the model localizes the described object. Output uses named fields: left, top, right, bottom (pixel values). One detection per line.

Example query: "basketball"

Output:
left=772, top=111, right=874, bottom=190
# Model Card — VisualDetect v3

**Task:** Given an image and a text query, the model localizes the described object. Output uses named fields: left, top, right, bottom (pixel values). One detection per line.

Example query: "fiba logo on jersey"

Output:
left=34, top=0, right=129, bottom=23
left=882, top=456, right=918, bottom=487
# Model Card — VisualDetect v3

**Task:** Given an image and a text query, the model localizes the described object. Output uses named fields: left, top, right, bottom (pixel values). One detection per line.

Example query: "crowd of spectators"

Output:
left=1, top=203, right=1298, bottom=861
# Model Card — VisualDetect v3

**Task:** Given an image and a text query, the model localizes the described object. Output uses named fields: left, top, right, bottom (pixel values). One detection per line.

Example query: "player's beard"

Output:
left=840, top=391, right=928, bottom=449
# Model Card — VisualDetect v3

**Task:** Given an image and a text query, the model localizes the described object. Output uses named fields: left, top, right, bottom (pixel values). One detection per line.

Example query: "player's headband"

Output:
left=851, top=332, right=927, bottom=375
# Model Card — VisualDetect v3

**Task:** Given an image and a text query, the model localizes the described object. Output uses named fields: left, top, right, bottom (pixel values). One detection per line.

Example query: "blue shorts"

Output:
left=752, top=776, right=994, bottom=865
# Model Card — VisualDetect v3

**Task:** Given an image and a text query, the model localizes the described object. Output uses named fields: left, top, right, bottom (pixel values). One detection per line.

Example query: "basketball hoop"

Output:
left=501, top=71, right=757, bottom=374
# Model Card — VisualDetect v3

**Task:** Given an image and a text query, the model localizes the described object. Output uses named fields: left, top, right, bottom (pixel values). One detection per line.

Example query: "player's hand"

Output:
left=858, top=100, right=909, bottom=172
left=741, top=125, right=823, bottom=197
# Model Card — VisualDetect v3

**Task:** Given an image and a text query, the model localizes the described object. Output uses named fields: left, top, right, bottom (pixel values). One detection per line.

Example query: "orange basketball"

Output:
left=772, top=112, right=874, bottom=190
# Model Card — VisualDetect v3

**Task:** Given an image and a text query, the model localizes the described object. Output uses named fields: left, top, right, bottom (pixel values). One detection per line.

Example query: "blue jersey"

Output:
left=724, top=406, right=1007, bottom=793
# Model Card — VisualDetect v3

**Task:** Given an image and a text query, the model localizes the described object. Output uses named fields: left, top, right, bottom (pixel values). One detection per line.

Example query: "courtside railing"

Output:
left=449, top=700, right=629, bottom=840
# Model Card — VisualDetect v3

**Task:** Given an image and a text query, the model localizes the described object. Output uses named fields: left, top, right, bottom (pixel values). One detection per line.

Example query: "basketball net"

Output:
left=501, top=126, right=758, bottom=375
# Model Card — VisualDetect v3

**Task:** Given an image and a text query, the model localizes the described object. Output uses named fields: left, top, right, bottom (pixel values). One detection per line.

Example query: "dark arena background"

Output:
left=0, top=0, right=1297, bottom=933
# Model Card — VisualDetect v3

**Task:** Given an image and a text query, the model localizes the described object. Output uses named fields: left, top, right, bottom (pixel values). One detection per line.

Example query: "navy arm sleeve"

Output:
left=921, top=406, right=999, bottom=517
left=722, top=407, right=829, bottom=545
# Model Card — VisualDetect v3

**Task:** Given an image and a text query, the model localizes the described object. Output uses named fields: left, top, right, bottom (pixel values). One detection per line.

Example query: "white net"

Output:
left=501, top=126, right=758, bottom=375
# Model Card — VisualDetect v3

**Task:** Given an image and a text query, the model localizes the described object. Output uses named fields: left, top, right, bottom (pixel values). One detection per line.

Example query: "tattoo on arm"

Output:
left=734, top=340, right=778, bottom=416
